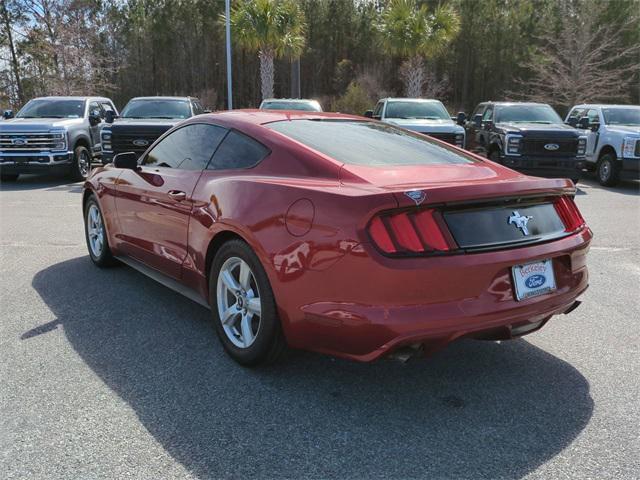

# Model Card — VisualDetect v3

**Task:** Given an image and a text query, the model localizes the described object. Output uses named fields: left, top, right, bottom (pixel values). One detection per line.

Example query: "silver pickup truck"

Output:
left=0, top=96, right=117, bottom=182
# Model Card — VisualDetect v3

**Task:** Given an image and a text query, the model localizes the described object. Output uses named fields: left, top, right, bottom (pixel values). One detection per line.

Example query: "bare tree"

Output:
left=514, top=0, right=640, bottom=109
left=0, top=0, right=26, bottom=104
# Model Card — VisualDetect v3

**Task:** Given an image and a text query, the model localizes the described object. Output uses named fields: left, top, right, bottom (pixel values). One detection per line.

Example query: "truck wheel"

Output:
left=0, top=173, right=19, bottom=182
left=488, top=149, right=502, bottom=164
left=596, top=153, right=620, bottom=187
left=70, top=145, right=91, bottom=182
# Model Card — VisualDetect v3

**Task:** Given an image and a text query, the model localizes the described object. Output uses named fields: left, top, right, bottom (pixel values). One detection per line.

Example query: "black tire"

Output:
left=596, top=153, right=620, bottom=187
left=209, top=239, right=287, bottom=366
left=70, top=145, right=92, bottom=182
left=0, top=173, right=19, bottom=182
left=84, top=195, right=118, bottom=267
left=488, top=149, right=502, bottom=164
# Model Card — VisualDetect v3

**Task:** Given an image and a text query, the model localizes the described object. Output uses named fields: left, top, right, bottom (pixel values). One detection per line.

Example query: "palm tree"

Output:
left=379, top=0, right=460, bottom=97
left=223, top=0, right=306, bottom=101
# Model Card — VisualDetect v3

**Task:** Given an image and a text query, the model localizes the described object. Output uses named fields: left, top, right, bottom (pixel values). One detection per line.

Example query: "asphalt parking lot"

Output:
left=1, top=173, right=638, bottom=480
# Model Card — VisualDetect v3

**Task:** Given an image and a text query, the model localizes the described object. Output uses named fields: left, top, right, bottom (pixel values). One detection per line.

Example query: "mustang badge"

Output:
left=508, top=210, right=533, bottom=236
left=404, top=190, right=426, bottom=205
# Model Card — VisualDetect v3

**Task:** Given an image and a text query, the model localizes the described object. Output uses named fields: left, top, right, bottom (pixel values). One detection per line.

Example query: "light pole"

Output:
left=225, top=0, right=233, bottom=110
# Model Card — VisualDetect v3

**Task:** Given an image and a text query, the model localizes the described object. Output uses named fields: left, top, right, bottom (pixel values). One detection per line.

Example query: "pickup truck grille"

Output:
left=521, top=138, right=578, bottom=157
left=111, top=128, right=172, bottom=156
left=426, top=132, right=457, bottom=145
left=0, top=132, right=61, bottom=153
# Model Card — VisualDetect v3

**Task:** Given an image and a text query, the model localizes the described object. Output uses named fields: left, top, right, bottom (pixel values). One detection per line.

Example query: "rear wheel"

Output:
left=0, top=173, right=19, bottom=182
left=596, top=153, right=620, bottom=187
left=210, top=239, right=287, bottom=366
left=84, top=195, right=117, bottom=267
left=70, top=145, right=91, bottom=182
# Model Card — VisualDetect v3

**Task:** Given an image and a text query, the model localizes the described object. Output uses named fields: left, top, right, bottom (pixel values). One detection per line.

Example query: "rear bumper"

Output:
left=0, top=151, right=73, bottom=174
left=501, top=154, right=585, bottom=179
left=273, top=228, right=592, bottom=362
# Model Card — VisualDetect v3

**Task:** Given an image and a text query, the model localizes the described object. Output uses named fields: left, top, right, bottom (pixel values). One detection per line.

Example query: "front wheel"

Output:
left=70, top=145, right=91, bottom=182
left=488, top=149, right=502, bottom=164
left=84, top=195, right=117, bottom=267
left=596, top=153, right=620, bottom=187
left=210, top=239, right=287, bottom=366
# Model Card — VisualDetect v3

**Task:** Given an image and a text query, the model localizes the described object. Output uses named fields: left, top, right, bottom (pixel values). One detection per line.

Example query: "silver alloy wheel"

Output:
left=216, top=257, right=262, bottom=349
left=87, top=204, right=105, bottom=257
left=78, top=150, right=90, bottom=177
left=599, top=159, right=611, bottom=182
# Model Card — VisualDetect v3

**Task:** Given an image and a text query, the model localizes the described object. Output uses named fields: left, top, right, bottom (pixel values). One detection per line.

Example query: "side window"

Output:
left=192, top=100, right=204, bottom=115
left=482, top=106, right=493, bottom=122
left=208, top=130, right=269, bottom=170
left=373, top=101, right=384, bottom=118
left=567, top=108, right=584, bottom=121
left=472, top=104, right=486, bottom=118
left=143, top=124, right=227, bottom=170
left=586, top=109, right=600, bottom=124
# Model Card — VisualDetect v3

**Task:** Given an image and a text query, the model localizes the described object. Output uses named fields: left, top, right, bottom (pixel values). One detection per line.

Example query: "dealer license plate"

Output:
left=512, top=259, right=556, bottom=301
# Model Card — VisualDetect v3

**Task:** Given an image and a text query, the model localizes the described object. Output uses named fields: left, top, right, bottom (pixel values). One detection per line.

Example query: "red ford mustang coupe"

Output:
left=83, top=110, right=591, bottom=365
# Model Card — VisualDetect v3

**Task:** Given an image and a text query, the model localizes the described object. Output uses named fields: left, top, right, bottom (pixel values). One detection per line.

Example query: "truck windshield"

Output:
left=602, top=107, right=640, bottom=126
left=261, top=101, right=322, bottom=112
left=495, top=105, right=563, bottom=124
left=121, top=100, right=191, bottom=119
left=17, top=99, right=86, bottom=119
left=267, top=119, right=474, bottom=166
left=384, top=101, right=450, bottom=120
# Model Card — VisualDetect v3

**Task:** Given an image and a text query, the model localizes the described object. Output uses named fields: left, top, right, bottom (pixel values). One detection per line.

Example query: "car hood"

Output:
left=386, top=118, right=462, bottom=133
left=109, top=118, right=184, bottom=128
left=339, top=156, right=574, bottom=207
left=606, top=125, right=640, bottom=135
left=0, top=117, right=83, bottom=131
left=496, top=122, right=580, bottom=137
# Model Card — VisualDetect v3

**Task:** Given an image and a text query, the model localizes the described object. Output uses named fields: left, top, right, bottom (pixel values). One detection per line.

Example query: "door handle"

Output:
left=168, top=190, right=187, bottom=201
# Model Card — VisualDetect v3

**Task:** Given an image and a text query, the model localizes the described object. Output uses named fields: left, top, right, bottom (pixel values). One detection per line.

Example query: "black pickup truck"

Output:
left=464, top=102, right=587, bottom=183
left=101, top=96, right=206, bottom=163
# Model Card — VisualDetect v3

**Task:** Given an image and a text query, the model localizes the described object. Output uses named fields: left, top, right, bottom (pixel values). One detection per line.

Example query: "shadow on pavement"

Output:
left=30, top=256, right=594, bottom=479
left=577, top=176, right=639, bottom=196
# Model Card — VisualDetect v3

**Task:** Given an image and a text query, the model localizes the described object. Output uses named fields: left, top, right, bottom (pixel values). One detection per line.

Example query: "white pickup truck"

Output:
left=565, top=104, right=640, bottom=186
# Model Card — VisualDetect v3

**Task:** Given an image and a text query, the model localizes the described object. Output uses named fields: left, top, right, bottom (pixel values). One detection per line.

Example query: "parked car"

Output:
left=83, top=110, right=591, bottom=366
left=464, top=102, right=586, bottom=183
left=101, top=96, right=206, bottom=164
left=259, top=98, right=323, bottom=112
left=565, top=104, right=640, bottom=186
left=0, top=96, right=117, bottom=181
left=364, top=98, right=465, bottom=148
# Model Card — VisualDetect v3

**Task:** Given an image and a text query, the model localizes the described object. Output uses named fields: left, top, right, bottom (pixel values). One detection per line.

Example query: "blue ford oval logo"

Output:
left=133, top=139, right=149, bottom=147
left=544, top=143, right=559, bottom=151
left=525, top=274, right=546, bottom=289
left=12, top=138, right=27, bottom=146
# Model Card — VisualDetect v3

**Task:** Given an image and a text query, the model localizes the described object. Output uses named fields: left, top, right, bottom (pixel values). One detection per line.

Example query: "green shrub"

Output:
left=332, top=81, right=372, bottom=115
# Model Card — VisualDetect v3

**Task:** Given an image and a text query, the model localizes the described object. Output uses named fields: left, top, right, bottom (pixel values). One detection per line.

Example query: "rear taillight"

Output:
left=554, top=196, right=586, bottom=232
left=367, top=209, right=455, bottom=255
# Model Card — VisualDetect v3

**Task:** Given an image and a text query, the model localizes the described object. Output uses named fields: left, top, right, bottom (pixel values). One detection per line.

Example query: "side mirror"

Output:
left=566, top=117, right=578, bottom=128
left=113, top=152, right=138, bottom=170
left=473, top=113, right=482, bottom=128
left=3, top=109, right=14, bottom=119
left=89, top=109, right=102, bottom=126
left=104, top=110, right=116, bottom=124
left=577, top=116, right=590, bottom=130
left=590, top=121, right=600, bottom=132
left=483, top=119, right=493, bottom=130
left=456, top=112, right=467, bottom=126
left=363, top=110, right=373, bottom=118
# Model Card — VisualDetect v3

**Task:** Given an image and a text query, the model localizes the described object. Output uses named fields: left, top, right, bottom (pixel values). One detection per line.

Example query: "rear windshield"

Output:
left=261, top=101, right=322, bottom=112
left=266, top=120, right=475, bottom=166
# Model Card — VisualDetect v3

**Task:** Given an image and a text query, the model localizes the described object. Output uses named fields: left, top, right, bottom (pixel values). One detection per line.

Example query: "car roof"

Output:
left=382, top=98, right=443, bottom=103
left=32, top=96, right=111, bottom=102
left=128, top=96, right=195, bottom=101
left=571, top=104, right=639, bottom=109
left=487, top=102, right=550, bottom=107
left=188, top=109, right=364, bottom=128
left=261, top=98, right=319, bottom=103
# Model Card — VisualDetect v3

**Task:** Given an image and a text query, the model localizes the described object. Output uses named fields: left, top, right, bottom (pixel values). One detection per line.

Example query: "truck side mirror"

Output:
left=566, top=117, right=578, bottom=127
left=473, top=113, right=482, bottom=128
left=456, top=112, right=467, bottom=126
left=363, top=110, right=373, bottom=118
left=105, top=110, right=116, bottom=124
left=113, top=152, right=139, bottom=170
left=3, top=110, right=14, bottom=119
left=89, top=109, right=102, bottom=126
left=577, top=116, right=590, bottom=130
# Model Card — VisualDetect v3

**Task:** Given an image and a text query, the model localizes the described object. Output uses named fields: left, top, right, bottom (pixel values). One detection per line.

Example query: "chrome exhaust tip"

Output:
left=388, top=343, right=423, bottom=363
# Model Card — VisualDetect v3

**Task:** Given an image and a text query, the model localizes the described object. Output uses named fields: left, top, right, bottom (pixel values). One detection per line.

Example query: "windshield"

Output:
left=261, top=101, right=322, bottom=112
left=495, top=105, right=563, bottom=124
left=121, top=100, right=191, bottom=119
left=384, top=101, right=450, bottom=120
left=602, top=108, right=640, bottom=126
left=17, top=99, right=86, bottom=119
left=267, top=119, right=474, bottom=167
